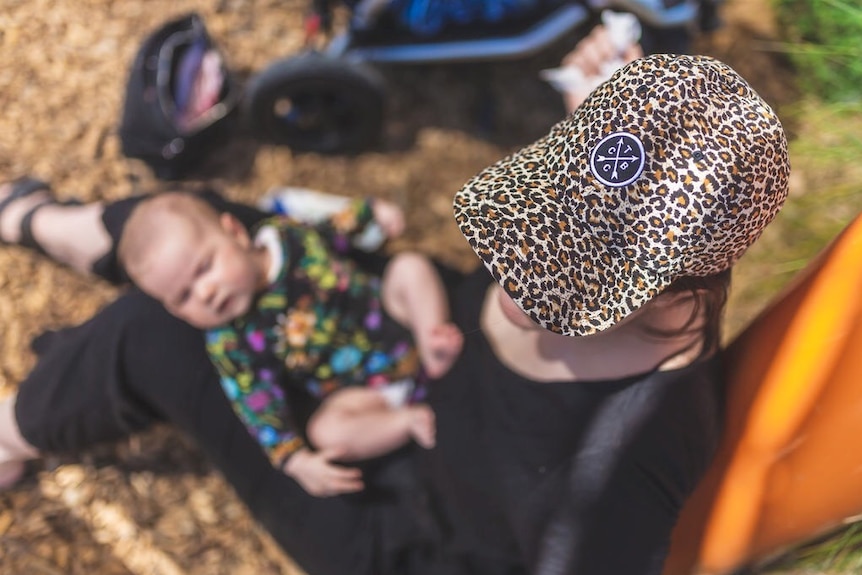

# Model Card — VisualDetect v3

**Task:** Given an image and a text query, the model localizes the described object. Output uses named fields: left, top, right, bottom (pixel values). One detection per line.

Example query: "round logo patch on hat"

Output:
left=589, top=132, right=645, bottom=187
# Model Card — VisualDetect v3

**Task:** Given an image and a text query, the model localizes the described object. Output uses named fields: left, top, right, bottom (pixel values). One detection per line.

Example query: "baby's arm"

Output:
left=216, top=371, right=306, bottom=468
left=207, top=330, right=364, bottom=496
left=206, top=329, right=306, bottom=467
left=218, top=371, right=364, bottom=496
left=314, top=197, right=404, bottom=253
left=368, top=198, right=405, bottom=239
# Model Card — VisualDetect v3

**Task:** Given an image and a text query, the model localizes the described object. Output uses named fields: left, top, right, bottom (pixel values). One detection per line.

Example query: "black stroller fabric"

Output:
left=118, top=13, right=240, bottom=180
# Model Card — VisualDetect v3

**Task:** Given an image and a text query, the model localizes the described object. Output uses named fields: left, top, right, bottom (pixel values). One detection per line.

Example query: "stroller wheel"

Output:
left=243, top=53, right=386, bottom=154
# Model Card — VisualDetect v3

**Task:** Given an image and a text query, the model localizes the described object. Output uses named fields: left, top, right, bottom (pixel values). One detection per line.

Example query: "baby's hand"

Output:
left=371, top=199, right=406, bottom=239
left=283, top=447, right=364, bottom=497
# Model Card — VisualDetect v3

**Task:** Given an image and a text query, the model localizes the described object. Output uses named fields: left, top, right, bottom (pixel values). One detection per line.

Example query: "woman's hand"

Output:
left=371, top=199, right=406, bottom=239
left=283, top=447, right=365, bottom=497
left=560, top=24, right=643, bottom=113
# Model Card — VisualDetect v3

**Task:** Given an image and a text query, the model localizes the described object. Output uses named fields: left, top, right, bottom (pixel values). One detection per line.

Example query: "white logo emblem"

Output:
left=589, top=132, right=646, bottom=187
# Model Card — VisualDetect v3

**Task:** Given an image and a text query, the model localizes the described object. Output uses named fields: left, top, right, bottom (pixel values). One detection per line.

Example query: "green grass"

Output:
left=772, top=0, right=862, bottom=102
left=759, top=522, right=862, bottom=574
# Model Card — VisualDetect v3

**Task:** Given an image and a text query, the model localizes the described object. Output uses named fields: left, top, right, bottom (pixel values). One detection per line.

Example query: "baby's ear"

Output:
left=219, top=213, right=251, bottom=247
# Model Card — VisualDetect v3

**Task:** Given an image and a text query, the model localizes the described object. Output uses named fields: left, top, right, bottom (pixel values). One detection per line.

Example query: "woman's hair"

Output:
left=645, top=269, right=732, bottom=358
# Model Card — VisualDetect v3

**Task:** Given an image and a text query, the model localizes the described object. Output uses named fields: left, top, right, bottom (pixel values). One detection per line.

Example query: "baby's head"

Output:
left=119, top=192, right=265, bottom=329
left=455, top=54, right=790, bottom=337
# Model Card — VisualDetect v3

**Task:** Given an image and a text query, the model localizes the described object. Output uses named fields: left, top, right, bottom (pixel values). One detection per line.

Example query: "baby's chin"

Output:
left=178, top=297, right=253, bottom=330
left=226, top=294, right=254, bottom=321
left=187, top=309, right=246, bottom=330
left=213, top=296, right=254, bottom=327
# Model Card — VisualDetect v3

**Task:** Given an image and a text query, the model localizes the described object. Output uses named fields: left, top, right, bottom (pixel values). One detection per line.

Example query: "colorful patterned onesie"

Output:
left=205, top=199, right=423, bottom=468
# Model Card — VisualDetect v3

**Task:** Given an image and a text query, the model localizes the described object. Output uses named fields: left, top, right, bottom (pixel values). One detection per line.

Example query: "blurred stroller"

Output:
left=241, top=0, right=724, bottom=154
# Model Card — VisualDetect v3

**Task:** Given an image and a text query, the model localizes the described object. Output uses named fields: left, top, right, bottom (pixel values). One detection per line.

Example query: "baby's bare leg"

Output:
left=0, top=393, right=39, bottom=488
left=381, top=252, right=463, bottom=378
left=306, top=388, right=435, bottom=461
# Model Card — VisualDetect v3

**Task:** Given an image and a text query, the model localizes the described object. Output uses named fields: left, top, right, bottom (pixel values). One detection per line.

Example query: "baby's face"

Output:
left=136, top=221, right=262, bottom=329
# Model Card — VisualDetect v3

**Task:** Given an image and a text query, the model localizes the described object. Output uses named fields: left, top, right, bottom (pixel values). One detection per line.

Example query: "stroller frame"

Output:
left=324, top=1, right=702, bottom=64
left=242, top=0, right=721, bottom=154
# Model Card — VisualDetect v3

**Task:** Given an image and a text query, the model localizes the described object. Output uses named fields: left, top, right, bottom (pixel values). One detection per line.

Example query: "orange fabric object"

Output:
left=663, top=213, right=862, bottom=575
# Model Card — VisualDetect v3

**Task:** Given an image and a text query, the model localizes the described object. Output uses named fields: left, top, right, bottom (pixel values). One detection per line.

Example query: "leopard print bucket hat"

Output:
left=454, top=54, right=790, bottom=336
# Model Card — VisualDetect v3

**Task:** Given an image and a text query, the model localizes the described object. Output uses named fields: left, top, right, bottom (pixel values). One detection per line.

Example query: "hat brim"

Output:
left=453, top=123, right=668, bottom=337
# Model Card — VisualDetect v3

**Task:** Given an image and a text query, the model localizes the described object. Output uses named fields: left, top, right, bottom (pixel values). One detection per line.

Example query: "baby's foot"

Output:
left=406, top=404, right=436, bottom=449
left=0, top=460, right=26, bottom=490
left=419, top=323, right=464, bottom=379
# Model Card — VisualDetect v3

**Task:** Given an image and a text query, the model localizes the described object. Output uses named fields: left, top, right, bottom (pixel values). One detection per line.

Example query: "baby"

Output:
left=118, top=191, right=462, bottom=495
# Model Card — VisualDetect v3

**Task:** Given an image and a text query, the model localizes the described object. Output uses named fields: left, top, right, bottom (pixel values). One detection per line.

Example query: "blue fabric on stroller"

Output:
left=348, top=0, right=556, bottom=38
left=391, top=0, right=542, bottom=36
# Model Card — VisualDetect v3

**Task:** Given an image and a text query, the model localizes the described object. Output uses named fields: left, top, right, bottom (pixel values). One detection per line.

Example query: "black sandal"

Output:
left=0, top=177, right=81, bottom=256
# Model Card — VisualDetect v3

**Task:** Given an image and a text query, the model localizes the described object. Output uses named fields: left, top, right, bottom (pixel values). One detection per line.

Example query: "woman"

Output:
left=0, top=53, right=789, bottom=574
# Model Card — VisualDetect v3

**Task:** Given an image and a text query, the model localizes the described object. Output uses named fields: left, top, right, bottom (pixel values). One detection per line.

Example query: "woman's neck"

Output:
left=480, top=285, right=706, bottom=383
